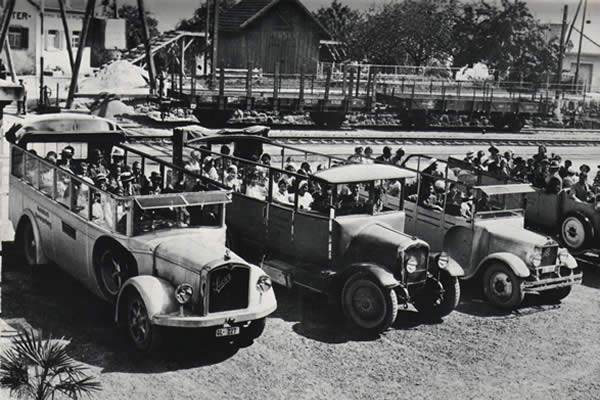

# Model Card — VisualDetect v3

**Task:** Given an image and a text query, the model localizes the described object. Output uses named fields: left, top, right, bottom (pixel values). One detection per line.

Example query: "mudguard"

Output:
left=115, top=276, right=178, bottom=324
left=341, top=263, right=400, bottom=289
left=563, top=252, right=578, bottom=269
left=477, top=252, right=530, bottom=278
left=19, top=210, right=49, bottom=265
left=434, top=255, right=465, bottom=277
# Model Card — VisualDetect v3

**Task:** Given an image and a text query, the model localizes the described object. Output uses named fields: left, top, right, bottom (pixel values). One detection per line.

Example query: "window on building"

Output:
left=47, top=29, right=61, bottom=50
left=72, top=31, right=80, bottom=48
left=8, top=27, right=28, bottom=50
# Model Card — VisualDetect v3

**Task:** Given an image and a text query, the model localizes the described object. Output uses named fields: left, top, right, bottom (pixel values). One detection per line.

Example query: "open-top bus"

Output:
left=6, top=114, right=276, bottom=351
left=397, top=154, right=582, bottom=309
left=158, top=129, right=464, bottom=334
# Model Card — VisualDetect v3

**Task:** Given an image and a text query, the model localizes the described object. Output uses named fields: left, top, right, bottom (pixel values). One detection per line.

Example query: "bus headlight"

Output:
left=257, top=275, right=272, bottom=293
left=528, top=247, right=542, bottom=267
left=406, top=256, right=418, bottom=274
left=437, top=252, right=449, bottom=269
left=175, top=283, right=193, bottom=305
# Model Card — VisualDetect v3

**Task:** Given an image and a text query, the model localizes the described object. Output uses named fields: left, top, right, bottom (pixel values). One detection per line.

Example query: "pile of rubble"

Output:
left=79, top=61, right=149, bottom=94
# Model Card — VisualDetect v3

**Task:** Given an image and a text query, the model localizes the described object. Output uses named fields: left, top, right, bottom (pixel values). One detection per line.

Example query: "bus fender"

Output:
left=477, top=252, right=530, bottom=278
left=115, top=276, right=178, bottom=324
left=432, top=253, right=465, bottom=277
left=19, top=210, right=49, bottom=265
left=339, top=263, right=400, bottom=290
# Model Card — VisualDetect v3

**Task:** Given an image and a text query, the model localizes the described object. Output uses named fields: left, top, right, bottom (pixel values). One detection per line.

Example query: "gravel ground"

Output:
left=1, top=245, right=599, bottom=400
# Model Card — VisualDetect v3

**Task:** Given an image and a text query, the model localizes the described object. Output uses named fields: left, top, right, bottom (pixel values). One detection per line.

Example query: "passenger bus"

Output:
left=153, top=128, right=465, bottom=334
left=6, top=114, right=276, bottom=351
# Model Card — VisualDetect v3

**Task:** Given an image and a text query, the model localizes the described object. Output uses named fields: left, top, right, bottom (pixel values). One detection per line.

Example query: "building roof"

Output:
left=219, top=0, right=330, bottom=38
left=26, top=0, right=87, bottom=13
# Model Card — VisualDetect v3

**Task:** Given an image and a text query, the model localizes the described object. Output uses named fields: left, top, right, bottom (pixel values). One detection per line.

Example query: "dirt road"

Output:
left=1, top=246, right=599, bottom=400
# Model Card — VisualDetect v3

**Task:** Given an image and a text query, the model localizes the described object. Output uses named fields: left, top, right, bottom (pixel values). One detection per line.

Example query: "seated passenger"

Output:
left=570, top=173, right=593, bottom=202
left=311, top=184, right=333, bottom=212
left=45, top=151, right=57, bottom=164
left=110, top=146, right=125, bottom=168
left=296, top=181, right=314, bottom=210
left=57, top=146, right=74, bottom=171
left=132, top=162, right=149, bottom=193
left=273, top=178, right=291, bottom=205
left=423, top=185, right=443, bottom=212
left=146, top=172, right=163, bottom=195
left=185, top=150, right=202, bottom=175
left=445, top=183, right=464, bottom=216
left=245, top=173, right=267, bottom=200
left=338, top=184, right=366, bottom=214
left=562, top=167, right=577, bottom=189
left=476, top=192, right=492, bottom=212
left=120, top=172, right=140, bottom=196
left=203, top=156, right=219, bottom=181
left=224, top=165, right=241, bottom=191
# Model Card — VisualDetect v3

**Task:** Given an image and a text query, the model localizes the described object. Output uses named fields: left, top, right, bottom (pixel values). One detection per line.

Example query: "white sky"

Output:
left=126, top=0, right=599, bottom=44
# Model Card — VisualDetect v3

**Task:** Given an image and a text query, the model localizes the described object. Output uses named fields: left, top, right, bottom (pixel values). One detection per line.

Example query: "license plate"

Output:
left=215, top=327, right=240, bottom=337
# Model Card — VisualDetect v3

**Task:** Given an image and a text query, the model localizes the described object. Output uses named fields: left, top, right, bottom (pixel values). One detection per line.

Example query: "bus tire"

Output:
left=17, top=218, right=40, bottom=267
left=94, top=242, right=136, bottom=303
left=125, top=290, right=162, bottom=352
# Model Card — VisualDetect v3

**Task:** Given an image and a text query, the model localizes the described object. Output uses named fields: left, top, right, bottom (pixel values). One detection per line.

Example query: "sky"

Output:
left=126, top=0, right=599, bottom=44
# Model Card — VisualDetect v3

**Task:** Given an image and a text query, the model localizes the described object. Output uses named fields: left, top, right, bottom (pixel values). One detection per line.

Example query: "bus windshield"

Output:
left=133, top=202, right=223, bottom=235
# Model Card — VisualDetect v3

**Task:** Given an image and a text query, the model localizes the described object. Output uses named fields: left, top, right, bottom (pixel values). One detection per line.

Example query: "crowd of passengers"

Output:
left=459, top=144, right=600, bottom=203
left=185, top=144, right=403, bottom=215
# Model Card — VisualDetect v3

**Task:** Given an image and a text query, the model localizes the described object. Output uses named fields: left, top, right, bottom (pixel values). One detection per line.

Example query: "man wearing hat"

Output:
left=392, top=147, right=405, bottom=165
left=348, top=146, right=363, bottom=163
left=120, top=171, right=139, bottom=196
left=559, top=159, right=573, bottom=179
left=580, top=164, right=591, bottom=175
left=58, top=146, right=74, bottom=171
left=110, top=146, right=125, bottom=168
left=571, top=172, right=593, bottom=202
left=463, top=149, right=475, bottom=164
left=545, top=160, right=562, bottom=194
left=533, top=145, right=548, bottom=164
left=563, top=167, right=577, bottom=189
left=594, top=165, right=600, bottom=188
left=376, top=146, right=392, bottom=164
left=146, top=171, right=163, bottom=194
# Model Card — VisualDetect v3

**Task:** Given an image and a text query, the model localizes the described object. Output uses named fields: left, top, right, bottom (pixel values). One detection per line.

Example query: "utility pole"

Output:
left=211, top=0, right=219, bottom=88
left=58, top=0, right=75, bottom=72
left=556, top=5, right=568, bottom=85
left=137, top=0, right=157, bottom=94
left=574, top=0, right=587, bottom=92
left=204, top=0, right=210, bottom=77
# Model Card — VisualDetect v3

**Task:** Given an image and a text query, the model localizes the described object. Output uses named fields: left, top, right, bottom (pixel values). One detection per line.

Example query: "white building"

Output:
left=2, top=0, right=92, bottom=76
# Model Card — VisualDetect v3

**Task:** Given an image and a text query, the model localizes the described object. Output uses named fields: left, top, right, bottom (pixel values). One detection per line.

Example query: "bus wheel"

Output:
left=126, top=291, right=162, bottom=352
left=560, top=214, right=592, bottom=254
left=96, top=245, right=133, bottom=301
left=341, top=274, right=398, bottom=334
left=482, top=262, right=524, bottom=310
left=18, top=219, right=38, bottom=267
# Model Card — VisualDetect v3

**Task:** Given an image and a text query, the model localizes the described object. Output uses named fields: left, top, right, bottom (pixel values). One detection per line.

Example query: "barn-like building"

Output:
left=218, top=0, right=331, bottom=74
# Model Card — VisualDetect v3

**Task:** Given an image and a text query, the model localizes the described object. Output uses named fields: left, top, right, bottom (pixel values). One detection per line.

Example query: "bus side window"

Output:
left=73, top=179, right=91, bottom=220
left=39, top=162, right=55, bottom=198
left=56, top=170, right=71, bottom=209
left=25, top=152, right=39, bottom=188
left=11, top=147, right=24, bottom=179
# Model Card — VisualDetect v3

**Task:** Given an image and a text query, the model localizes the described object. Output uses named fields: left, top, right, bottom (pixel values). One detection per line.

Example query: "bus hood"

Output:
left=148, top=228, right=245, bottom=273
left=478, top=217, right=557, bottom=256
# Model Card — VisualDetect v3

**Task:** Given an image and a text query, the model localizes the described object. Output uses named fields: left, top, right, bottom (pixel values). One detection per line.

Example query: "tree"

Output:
left=118, top=4, right=160, bottom=50
left=0, top=330, right=101, bottom=400
left=451, top=0, right=558, bottom=82
left=314, top=0, right=363, bottom=59
left=358, top=0, right=459, bottom=66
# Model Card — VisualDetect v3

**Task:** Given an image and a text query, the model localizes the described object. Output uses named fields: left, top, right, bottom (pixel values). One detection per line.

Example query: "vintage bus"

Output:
left=6, top=114, right=276, bottom=351
left=158, top=129, right=465, bottom=334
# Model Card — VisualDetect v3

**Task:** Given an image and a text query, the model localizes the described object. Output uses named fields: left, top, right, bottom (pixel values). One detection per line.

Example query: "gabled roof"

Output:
left=219, top=0, right=330, bottom=38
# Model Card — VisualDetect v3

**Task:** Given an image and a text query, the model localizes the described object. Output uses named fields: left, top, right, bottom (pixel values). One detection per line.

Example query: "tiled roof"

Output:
left=219, top=0, right=273, bottom=31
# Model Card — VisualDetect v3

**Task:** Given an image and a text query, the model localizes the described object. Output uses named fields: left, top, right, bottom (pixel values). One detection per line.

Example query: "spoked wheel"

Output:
left=342, top=274, right=398, bottom=334
left=560, top=215, right=591, bottom=254
left=97, top=246, right=133, bottom=302
left=483, top=262, right=524, bottom=309
left=19, top=219, right=38, bottom=266
left=126, top=292, right=161, bottom=352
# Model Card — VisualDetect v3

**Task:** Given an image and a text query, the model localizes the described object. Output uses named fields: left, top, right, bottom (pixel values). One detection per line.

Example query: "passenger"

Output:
left=110, top=146, right=125, bottom=169
left=120, top=172, right=139, bottom=196
left=512, top=157, right=528, bottom=181
left=131, top=161, right=149, bottom=193
left=203, top=156, right=219, bottom=181
left=94, top=173, right=108, bottom=191
left=245, top=173, right=266, bottom=200
left=545, top=160, right=562, bottom=188
left=76, top=162, right=94, bottom=185
left=570, top=173, right=593, bottom=202
left=445, top=183, right=464, bottom=216
left=163, top=170, right=178, bottom=193
left=260, top=153, right=272, bottom=167
left=423, top=184, right=443, bottom=212
left=300, top=162, right=312, bottom=176
left=348, top=146, right=363, bottom=163
left=273, top=177, right=291, bottom=205
left=296, top=180, right=314, bottom=210
left=392, top=147, right=405, bottom=165
left=594, top=165, right=600, bottom=188
left=532, top=145, right=548, bottom=164
left=311, top=184, right=333, bottom=212
left=580, top=164, right=591, bottom=176
left=91, top=192, right=104, bottom=222
left=107, top=164, right=123, bottom=195
left=185, top=150, right=202, bottom=175
left=531, top=160, right=548, bottom=188
left=476, top=192, right=492, bottom=212
left=376, top=146, right=392, bottom=164
left=89, top=149, right=108, bottom=178
left=463, top=150, right=475, bottom=164
left=559, top=160, right=573, bottom=179
left=386, top=179, right=402, bottom=197
left=217, top=145, right=232, bottom=171
left=338, top=184, right=365, bottom=214
left=147, top=172, right=163, bottom=195
left=563, top=167, right=577, bottom=189
left=224, top=165, right=241, bottom=191
left=363, top=147, right=374, bottom=164
left=58, top=146, right=74, bottom=172
left=45, top=151, right=57, bottom=164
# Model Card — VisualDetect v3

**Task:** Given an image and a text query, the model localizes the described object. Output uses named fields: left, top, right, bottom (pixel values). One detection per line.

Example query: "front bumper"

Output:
left=523, top=268, right=583, bottom=293
left=152, top=301, right=277, bottom=328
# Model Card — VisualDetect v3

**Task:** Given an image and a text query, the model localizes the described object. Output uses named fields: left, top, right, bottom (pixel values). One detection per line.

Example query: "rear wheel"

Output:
left=540, top=286, right=572, bottom=304
left=96, top=245, right=134, bottom=302
left=18, top=219, right=38, bottom=267
left=125, top=292, right=162, bottom=352
left=482, top=262, right=524, bottom=309
left=342, top=274, right=398, bottom=334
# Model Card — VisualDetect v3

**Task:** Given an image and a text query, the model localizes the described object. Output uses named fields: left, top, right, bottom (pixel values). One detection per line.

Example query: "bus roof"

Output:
left=134, top=191, right=231, bottom=210
left=313, top=164, right=416, bottom=183
left=6, top=113, right=124, bottom=144
left=474, top=184, right=535, bottom=196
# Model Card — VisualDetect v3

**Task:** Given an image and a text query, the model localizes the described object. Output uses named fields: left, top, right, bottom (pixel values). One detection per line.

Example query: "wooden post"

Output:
left=137, top=0, right=156, bottom=94
left=4, top=39, right=16, bottom=82
left=219, top=65, right=225, bottom=101
left=355, top=65, right=361, bottom=97
left=0, top=0, right=16, bottom=53
left=246, top=61, right=253, bottom=110
left=66, top=0, right=96, bottom=109
left=204, top=0, right=210, bottom=77
left=211, top=0, right=219, bottom=88
left=341, top=63, right=347, bottom=97
left=58, top=0, right=75, bottom=72
left=179, top=38, right=185, bottom=93
left=273, top=61, right=280, bottom=112
left=324, top=64, right=332, bottom=103
left=298, top=66, right=305, bottom=113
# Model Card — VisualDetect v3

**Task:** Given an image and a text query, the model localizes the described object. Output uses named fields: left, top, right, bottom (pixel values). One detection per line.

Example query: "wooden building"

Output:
left=218, top=0, right=331, bottom=74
